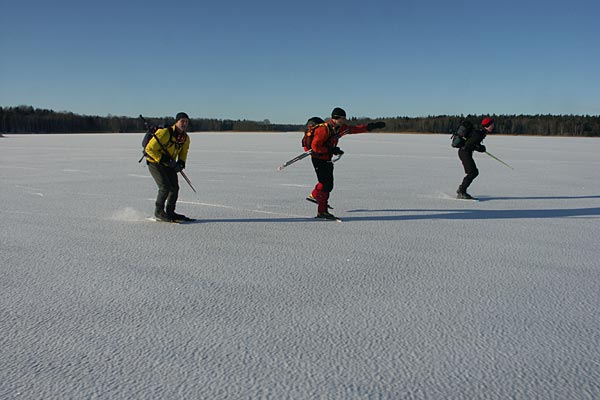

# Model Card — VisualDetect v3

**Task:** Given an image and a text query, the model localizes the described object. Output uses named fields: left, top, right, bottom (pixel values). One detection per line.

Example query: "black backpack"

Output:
left=451, top=120, right=474, bottom=148
left=138, top=122, right=158, bottom=163
left=141, top=129, right=155, bottom=150
left=138, top=118, right=174, bottom=163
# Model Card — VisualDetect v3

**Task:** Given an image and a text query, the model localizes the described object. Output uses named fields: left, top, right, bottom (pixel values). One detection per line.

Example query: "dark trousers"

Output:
left=311, top=158, right=334, bottom=213
left=458, top=148, right=479, bottom=192
left=148, top=162, right=179, bottom=212
left=312, top=158, right=334, bottom=192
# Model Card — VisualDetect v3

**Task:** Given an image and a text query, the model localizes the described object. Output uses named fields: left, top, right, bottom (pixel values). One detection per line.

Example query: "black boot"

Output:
left=456, top=192, right=475, bottom=200
left=154, top=208, right=173, bottom=222
left=456, top=187, right=476, bottom=200
left=166, top=206, right=189, bottom=221
left=315, top=211, right=340, bottom=221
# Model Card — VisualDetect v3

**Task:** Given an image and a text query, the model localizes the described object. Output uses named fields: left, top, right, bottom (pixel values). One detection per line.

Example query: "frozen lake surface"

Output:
left=1, top=132, right=599, bottom=399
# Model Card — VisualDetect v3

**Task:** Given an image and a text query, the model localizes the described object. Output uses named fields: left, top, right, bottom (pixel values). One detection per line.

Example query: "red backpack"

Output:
left=302, top=122, right=332, bottom=151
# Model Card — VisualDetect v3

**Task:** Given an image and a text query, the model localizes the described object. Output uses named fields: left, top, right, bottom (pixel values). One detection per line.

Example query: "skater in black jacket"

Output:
left=456, top=117, right=495, bottom=200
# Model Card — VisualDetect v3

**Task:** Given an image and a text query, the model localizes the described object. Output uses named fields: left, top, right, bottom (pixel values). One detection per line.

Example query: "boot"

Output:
left=154, top=209, right=173, bottom=222
left=456, top=186, right=476, bottom=200
left=166, top=206, right=188, bottom=221
left=170, top=211, right=189, bottom=221
left=456, top=191, right=475, bottom=200
left=167, top=206, right=187, bottom=221
left=316, top=211, right=339, bottom=220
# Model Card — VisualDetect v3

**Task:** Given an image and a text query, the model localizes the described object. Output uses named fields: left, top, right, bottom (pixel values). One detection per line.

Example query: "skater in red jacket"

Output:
left=307, top=107, right=385, bottom=220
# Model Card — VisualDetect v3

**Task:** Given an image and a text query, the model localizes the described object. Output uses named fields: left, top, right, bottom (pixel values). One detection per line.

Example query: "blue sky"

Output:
left=1, top=0, right=598, bottom=124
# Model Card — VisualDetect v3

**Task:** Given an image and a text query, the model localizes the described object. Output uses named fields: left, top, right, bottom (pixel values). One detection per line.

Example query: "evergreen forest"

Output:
left=1, top=106, right=599, bottom=136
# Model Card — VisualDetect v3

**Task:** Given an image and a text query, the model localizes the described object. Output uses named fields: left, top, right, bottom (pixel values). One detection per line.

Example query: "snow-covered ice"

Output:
left=1, top=132, right=599, bottom=399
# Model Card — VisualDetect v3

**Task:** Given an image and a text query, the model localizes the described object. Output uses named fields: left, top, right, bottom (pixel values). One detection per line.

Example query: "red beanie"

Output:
left=481, top=117, right=494, bottom=127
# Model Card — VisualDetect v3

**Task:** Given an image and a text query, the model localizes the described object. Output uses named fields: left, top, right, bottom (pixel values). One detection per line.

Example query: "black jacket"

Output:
left=462, top=129, right=486, bottom=152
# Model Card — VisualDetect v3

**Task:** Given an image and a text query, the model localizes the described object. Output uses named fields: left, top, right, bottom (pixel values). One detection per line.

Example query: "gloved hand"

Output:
left=169, top=159, right=182, bottom=171
left=160, top=154, right=173, bottom=166
left=476, top=144, right=486, bottom=153
left=332, top=147, right=344, bottom=155
left=159, top=154, right=184, bottom=171
left=367, top=121, right=386, bottom=131
left=160, top=155, right=180, bottom=171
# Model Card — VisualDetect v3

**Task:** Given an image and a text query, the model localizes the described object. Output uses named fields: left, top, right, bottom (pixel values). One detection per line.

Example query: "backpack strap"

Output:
left=165, top=126, right=174, bottom=143
left=146, top=127, right=176, bottom=163
left=313, top=122, right=332, bottom=138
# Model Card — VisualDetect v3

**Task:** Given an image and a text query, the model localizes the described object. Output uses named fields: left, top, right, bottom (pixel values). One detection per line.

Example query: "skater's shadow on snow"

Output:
left=177, top=220, right=205, bottom=225
left=190, top=208, right=600, bottom=223
left=476, top=194, right=600, bottom=202
left=344, top=207, right=600, bottom=221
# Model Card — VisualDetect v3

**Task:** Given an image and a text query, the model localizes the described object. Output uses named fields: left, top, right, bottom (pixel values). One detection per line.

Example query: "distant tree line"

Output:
left=1, top=105, right=599, bottom=136
left=350, top=114, right=600, bottom=137
left=0, top=106, right=300, bottom=134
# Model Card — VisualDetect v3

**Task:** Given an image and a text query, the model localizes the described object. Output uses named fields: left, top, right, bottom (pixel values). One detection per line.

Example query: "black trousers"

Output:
left=458, top=148, right=479, bottom=191
left=312, top=158, right=334, bottom=192
left=148, top=162, right=179, bottom=211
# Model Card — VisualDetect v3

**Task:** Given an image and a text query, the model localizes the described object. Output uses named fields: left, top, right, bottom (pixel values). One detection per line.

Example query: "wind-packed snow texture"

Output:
left=1, top=132, right=599, bottom=399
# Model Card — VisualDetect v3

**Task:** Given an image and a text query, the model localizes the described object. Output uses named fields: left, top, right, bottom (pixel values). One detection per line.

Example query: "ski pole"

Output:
left=485, top=151, right=513, bottom=170
left=140, top=115, right=198, bottom=192
left=277, top=150, right=313, bottom=171
left=180, top=171, right=197, bottom=193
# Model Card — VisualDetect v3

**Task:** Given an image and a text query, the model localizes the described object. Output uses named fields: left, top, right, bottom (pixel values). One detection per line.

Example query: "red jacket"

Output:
left=310, top=121, right=369, bottom=160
